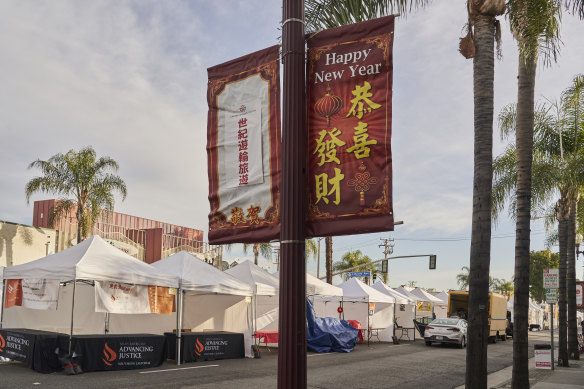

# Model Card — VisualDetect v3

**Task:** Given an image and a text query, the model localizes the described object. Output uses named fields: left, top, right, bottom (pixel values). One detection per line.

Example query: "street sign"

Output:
left=545, top=288, right=557, bottom=304
left=543, top=268, right=559, bottom=289
left=349, top=271, right=371, bottom=277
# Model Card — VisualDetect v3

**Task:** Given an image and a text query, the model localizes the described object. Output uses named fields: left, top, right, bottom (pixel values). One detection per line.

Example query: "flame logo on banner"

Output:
left=0, top=333, right=5, bottom=352
left=102, top=342, right=117, bottom=366
left=194, top=338, right=204, bottom=356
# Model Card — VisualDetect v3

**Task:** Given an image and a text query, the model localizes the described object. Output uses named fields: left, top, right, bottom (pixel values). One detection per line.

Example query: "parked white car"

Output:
left=424, top=318, right=468, bottom=348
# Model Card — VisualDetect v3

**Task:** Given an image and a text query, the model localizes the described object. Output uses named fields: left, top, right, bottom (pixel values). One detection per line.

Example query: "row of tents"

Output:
left=0, top=235, right=449, bottom=359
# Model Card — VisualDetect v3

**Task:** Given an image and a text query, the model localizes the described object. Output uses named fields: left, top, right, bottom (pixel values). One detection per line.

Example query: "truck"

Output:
left=447, top=291, right=508, bottom=342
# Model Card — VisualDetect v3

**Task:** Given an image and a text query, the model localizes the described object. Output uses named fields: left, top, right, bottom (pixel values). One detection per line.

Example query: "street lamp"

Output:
left=575, top=234, right=584, bottom=280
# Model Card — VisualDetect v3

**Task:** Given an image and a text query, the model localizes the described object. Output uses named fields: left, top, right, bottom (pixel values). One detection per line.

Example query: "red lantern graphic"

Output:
left=314, top=87, right=343, bottom=128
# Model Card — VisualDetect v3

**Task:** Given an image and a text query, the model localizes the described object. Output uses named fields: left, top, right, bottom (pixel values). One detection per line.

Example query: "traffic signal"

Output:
left=382, top=259, right=388, bottom=273
left=373, top=273, right=377, bottom=282
left=429, top=255, right=436, bottom=270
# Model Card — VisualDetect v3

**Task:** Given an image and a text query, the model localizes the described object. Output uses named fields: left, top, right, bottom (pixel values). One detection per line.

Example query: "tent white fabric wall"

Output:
left=226, top=261, right=280, bottom=346
left=149, top=252, right=255, bottom=359
left=372, top=282, right=416, bottom=337
left=316, top=278, right=395, bottom=342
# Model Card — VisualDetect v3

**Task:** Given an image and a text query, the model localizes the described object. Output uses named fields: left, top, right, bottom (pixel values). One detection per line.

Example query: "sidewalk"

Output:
left=455, top=353, right=584, bottom=389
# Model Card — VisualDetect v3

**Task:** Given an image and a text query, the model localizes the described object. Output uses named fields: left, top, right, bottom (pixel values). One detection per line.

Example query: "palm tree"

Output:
left=325, top=236, right=333, bottom=284
left=493, top=75, right=584, bottom=369
left=306, top=3, right=505, bottom=385
left=242, top=242, right=273, bottom=266
left=456, top=266, right=470, bottom=290
left=25, top=146, right=127, bottom=244
left=333, top=249, right=375, bottom=281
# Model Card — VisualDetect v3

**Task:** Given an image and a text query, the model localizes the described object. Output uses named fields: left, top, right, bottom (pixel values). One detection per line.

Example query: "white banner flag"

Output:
left=94, top=281, right=150, bottom=314
left=21, top=278, right=60, bottom=310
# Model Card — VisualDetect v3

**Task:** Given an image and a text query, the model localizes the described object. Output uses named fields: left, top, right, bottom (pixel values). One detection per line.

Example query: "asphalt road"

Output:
left=1, top=332, right=552, bottom=389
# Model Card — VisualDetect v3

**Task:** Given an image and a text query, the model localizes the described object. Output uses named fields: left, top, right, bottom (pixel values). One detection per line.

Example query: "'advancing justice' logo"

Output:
left=0, top=333, right=5, bottom=352
left=194, top=338, right=205, bottom=357
left=102, top=342, right=117, bottom=366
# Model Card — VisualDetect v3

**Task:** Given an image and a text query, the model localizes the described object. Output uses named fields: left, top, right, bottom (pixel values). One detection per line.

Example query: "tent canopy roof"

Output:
left=411, top=288, right=446, bottom=305
left=3, top=235, right=179, bottom=287
left=151, top=251, right=253, bottom=296
left=320, top=278, right=395, bottom=303
left=273, top=271, right=343, bottom=297
left=372, top=282, right=414, bottom=304
left=225, top=260, right=279, bottom=296
left=433, top=291, right=449, bottom=305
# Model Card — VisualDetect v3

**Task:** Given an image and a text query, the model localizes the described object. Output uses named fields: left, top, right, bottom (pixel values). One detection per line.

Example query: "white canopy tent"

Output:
left=433, top=291, right=449, bottom=305
left=272, top=271, right=343, bottom=319
left=315, top=278, right=395, bottom=342
left=149, top=251, right=255, bottom=361
left=226, top=261, right=279, bottom=334
left=1, top=236, right=180, bottom=353
left=372, top=282, right=416, bottom=337
left=411, top=288, right=447, bottom=318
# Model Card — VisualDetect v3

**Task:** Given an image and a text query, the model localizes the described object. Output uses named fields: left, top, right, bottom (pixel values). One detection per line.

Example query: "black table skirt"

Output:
left=0, top=328, right=66, bottom=373
left=165, top=332, right=244, bottom=363
left=68, top=334, right=167, bottom=372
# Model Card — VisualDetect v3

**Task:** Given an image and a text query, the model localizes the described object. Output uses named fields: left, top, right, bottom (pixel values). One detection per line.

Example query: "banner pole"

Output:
left=0, top=279, right=5, bottom=329
left=278, top=0, right=307, bottom=387
left=176, top=288, right=183, bottom=366
left=551, top=303, right=555, bottom=370
left=69, top=279, right=77, bottom=356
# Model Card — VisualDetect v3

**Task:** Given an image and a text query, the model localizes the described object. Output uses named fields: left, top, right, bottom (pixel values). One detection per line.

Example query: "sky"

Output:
left=1, top=1, right=583, bottom=291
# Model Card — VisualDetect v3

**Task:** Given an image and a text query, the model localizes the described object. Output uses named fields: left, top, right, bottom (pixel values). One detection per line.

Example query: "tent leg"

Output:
left=104, top=312, right=110, bottom=334
left=0, top=280, right=6, bottom=329
left=69, top=279, right=77, bottom=356
left=176, top=288, right=183, bottom=366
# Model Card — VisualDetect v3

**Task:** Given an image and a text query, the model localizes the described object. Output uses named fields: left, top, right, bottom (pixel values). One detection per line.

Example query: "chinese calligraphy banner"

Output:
left=207, top=46, right=281, bottom=244
left=3, top=278, right=59, bottom=310
left=306, top=15, right=395, bottom=237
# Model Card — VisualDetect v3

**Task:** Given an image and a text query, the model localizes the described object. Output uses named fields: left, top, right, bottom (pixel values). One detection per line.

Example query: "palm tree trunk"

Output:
left=511, top=52, right=536, bottom=388
left=254, top=243, right=259, bottom=266
left=568, top=199, right=579, bottom=359
left=466, top=14, right=495, bottom=389
left=76, top=204, right=83, bottom=244
left=558, top=203, right=570, bottom=366
left=325, top=236, right=333, bottom=284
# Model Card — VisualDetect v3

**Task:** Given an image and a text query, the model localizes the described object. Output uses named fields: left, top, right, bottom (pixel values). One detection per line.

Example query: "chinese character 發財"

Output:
left=315, top=168, right=345, bottom=205
left=346, top=81, right=381, bottom=119
left=346, top=121, right=378, bottom=159
left=313, top=128, right=346, bottom=166
left=230, top=207, right=245, bottom=225
left=246, top=205, right=261, bottom=225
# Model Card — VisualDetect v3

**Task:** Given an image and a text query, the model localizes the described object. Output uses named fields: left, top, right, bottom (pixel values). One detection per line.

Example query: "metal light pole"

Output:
left=278, top=0, right=307, bottom=388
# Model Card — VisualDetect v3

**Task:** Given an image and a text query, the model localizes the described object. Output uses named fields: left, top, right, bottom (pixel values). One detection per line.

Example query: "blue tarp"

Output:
left=306, top=298, right=359, bottom=353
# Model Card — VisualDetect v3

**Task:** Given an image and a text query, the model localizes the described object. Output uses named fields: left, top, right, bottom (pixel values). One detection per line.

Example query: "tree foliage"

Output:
left=529, top=250, right=560, bottom=303
left=333, top=249, right=375, bottom=281
left=25, top=146, right=127, bottom=243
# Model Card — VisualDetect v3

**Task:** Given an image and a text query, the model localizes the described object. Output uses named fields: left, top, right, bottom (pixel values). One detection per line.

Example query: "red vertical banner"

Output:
left=207, top=46, right=281, bottom=244
left=306, top=16, right=395, bottom=237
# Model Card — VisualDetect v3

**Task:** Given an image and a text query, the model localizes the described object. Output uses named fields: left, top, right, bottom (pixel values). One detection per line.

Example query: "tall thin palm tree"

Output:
left=306, top=3, right=505, bottom=385
left=494, top=76, right=584, bottom=370
left=461, top=2, right=506, bottom=387
left=242, top=242, right=273, bottom=266
left=25, top=146, right=127, bottom=244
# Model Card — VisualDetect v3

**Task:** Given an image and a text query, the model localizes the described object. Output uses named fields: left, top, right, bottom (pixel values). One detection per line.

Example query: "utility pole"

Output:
left=379, top=238, right=394, bottom=283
